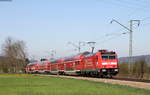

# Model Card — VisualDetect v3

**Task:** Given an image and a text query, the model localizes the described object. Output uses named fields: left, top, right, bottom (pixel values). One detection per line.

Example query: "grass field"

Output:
left=0, top=74, right=150, bottom=95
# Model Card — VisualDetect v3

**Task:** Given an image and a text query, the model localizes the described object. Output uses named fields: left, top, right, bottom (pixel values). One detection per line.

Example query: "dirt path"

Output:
left=37, top=74, right=150, bottom=90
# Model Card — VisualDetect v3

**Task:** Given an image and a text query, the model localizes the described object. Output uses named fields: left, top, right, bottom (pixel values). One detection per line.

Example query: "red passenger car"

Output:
left=63, top=54, right=84, bottom=75
left=42, top=61, right=51, bottom=73
left=25, top=62, right=40, bottom=73
left=50, top=60, right=59, bottom=74
left=57, top=59, right=64, bottom=74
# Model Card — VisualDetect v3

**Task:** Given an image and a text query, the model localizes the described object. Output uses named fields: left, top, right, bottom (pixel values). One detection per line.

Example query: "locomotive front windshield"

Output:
left=101, top=54, right=116, bottom=60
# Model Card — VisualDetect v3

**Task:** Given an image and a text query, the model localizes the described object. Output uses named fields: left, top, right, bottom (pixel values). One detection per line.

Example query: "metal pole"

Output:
left=78, top=42, right=81, bottom=53
left=50, top=50, right=56, bottom=60
left=111, top=19, right=140, bottom=75
left=129, top=20, right=140, bottom=74
left=129, top=20, right=132, bottom=74
left=68, top=41, right=85, bottom=53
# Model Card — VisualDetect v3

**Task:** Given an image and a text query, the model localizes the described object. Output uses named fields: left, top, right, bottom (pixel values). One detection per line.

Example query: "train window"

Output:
left=102, top=56, right=108, bottom=59
left=96, top=56, right=98, bottom=61
left=35, top=66, right=38, bottom=68
left=75, top=61, right=80, bottom=65
left=109, top=56, right=116, bottom=59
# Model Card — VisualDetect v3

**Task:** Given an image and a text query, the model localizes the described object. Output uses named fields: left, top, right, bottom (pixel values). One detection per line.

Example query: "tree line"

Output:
left=0, top=37, right=28, bottom=73
left=119, top=58, right=150, bottom=79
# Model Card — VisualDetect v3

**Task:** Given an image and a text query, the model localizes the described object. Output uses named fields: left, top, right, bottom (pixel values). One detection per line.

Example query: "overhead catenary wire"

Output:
left=112, top=0, right=150, bottom=11
left=93, top=15, right=150, bottom=46
left=67, top=41, right=85, bottom=53
left=131, top=0, right=150, bottom=6
left=98, top=0, right=150, bottom=20
left=95, top=32, right=127, bottom=45
left=128, top=16, right=150, bottom=28
left=99, top=0, right=139, bottom=10
left=113, top=0, right=150, bottom=10
left=99, top=0, right=150, bottom=11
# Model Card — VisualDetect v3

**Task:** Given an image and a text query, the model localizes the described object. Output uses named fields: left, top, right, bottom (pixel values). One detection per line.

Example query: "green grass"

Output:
left=0, top=75, right=149, bottom=95
left=0, top=74, right=32, bottom=77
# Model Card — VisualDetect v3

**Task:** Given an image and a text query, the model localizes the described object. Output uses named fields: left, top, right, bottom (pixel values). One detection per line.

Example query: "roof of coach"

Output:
left=63, top=52, right=90, bottom=61
left=50, top=58, right=64, bottom=64
left=40, top=61, right=50, bottom=65
left=83, top=53, right=96, bottom=58
left=27, top=62, right=39, bottom=66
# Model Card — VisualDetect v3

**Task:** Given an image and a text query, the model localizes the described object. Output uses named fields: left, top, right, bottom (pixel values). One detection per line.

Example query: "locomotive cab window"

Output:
left=102, top=55, right=116, bottom=60
left=75, top=61, right=80, bottom=65
left=109, top=56, right=116, bottom=59
left=102, top=56, right=108, bottom=59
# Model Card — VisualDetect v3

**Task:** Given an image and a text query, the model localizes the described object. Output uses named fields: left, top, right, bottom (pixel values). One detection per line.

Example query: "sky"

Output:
left=0, top=0, right=150, bottom=59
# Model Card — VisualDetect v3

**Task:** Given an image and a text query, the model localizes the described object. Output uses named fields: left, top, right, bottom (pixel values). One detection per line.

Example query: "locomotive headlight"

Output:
left=102, top=69, right=106, bottom=72
left=114, top=69, right=118, bottom=72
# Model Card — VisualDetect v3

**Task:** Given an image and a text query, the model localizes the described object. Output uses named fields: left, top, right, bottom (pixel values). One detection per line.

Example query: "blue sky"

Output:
left=0, top=0, right=150, bottom=59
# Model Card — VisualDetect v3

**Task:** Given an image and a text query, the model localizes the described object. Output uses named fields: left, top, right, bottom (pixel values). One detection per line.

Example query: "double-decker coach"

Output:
left=40, top=59, right=51, bottom=73
left=63, top=54, right=84, bottom=75
left=25, top=61, right=40, bottom=73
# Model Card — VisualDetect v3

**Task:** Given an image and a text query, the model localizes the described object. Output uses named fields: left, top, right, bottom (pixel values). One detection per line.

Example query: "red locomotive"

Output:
left=25, top=50, right=119, bottom=77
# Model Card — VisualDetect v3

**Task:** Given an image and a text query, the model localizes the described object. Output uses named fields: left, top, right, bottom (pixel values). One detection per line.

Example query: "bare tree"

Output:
left=139, top=58, right=146, bottom=79
left=132, top=57, right=146, bottom=79
left=2, top=37, right=27, bottom=73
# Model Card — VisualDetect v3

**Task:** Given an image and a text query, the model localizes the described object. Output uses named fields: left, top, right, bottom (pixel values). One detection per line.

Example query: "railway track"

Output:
left=34, top=74, right=150, bottom=90
left=113, top=77, right=150, bottom=83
